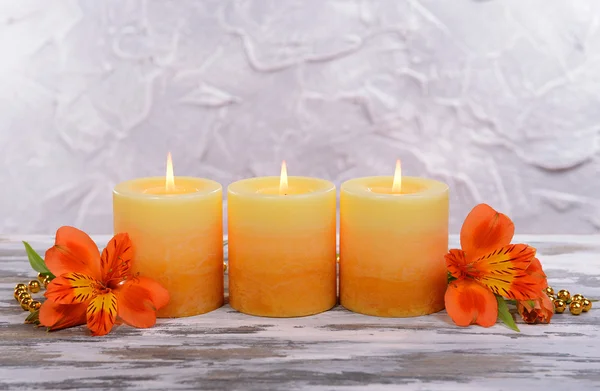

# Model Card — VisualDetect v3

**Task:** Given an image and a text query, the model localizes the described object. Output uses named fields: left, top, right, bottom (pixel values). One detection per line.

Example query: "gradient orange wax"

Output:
left=340, top=176, right=449, bottom=317
left=228, top=176, right=336, bottom=317
left=113, top=177, right=223, bottom=318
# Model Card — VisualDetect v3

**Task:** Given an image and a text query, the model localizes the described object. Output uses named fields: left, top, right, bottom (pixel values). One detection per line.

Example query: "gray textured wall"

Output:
left=1, top=0, right=599, bottom=235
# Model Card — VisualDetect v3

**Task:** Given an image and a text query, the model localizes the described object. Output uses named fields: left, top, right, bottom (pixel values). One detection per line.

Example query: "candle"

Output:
left=113, top=153, right=224, bottom=317
left=228, top=162, right=336, bottom=317
left=340, top=161, right=449, bottom=317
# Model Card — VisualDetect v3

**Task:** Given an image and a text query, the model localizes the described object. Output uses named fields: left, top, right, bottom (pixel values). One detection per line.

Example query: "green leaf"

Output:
left=22, top=241, right=54, bottom=278
left=526, top=300, right=535, bottom=307
left=447, top=271, right=457, bottom=283
left=496, top=295, right=520, bottom=332
left=24, top=309, right=40, bottom=326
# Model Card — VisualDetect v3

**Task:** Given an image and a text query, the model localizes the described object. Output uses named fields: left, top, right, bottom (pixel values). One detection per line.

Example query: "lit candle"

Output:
left=228, top=162, right=336, bottom=317
left=340, top=161, right=449, bottom=317
left=113, top=154, right=224, bottom=317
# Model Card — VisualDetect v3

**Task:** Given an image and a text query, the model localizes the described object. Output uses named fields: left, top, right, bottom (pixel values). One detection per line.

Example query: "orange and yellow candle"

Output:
left=340, top=161, right=449, bottom=317
left=113, top=154, right=224, bottom=317
left=228, top=162, right=337, bottom=317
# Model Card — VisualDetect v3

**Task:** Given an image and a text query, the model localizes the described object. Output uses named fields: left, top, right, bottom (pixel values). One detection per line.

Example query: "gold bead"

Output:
left=15, top=283, right=27, bottom=292
left=572, top=294, right=585, bottom=303
left=43, top=276, right=52, bottom=289
left=545, top=287, right=555, bottom=297
left=557, top=290, right=571, bottom=302
left=37, top=272, right=46, bottom=282
left=20, top=298, right=32, bottom=311
left=223, top=262, right=227, bottom=272
left=14, top=288, right=27, bottom=300
left=28, top=280, right=41, bottom=293
left=553, top=299, right=567, bottom=314
left=582, top=299, right=592, bottom=312
left=18, top=292, right=31, bottom=302
left=569, top=301, right=583, bottom=315
left=28, top=300, right=41, bottom=312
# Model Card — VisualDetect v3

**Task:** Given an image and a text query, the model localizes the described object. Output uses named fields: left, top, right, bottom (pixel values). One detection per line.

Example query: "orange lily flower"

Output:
left=445, top=204, right=547, bottom=327
left=39, top=226, right=169, bottom=336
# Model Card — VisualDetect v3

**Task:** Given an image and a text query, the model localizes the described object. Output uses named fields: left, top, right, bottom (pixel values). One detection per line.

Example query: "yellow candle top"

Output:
left=228, top=176, right=335, bottom=198
left=114, top=153, right=221, bottom=199
left=113, top=176, right=221, bottom=199
left=342, top=176, right=448, bottom=199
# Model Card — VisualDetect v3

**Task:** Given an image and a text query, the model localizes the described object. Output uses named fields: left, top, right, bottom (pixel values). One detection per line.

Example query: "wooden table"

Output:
left=1, top=235, right=599, bottom=390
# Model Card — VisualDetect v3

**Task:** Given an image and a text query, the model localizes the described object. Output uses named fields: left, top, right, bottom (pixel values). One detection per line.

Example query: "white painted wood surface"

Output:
left=1, top=235, right=599, bottom=390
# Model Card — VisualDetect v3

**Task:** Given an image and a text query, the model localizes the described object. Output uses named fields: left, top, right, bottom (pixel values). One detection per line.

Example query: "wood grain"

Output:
left=1, top=235, right=599, bottom=390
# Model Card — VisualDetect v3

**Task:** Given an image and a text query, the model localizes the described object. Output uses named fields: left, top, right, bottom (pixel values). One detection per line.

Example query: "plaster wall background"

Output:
left=1, top=0, right=599, bottom=234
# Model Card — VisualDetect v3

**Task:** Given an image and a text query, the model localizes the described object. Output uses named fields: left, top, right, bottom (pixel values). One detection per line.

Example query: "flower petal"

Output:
left=445, top=279, right=498, bottom=327
left=445, top=249, right=468, bottom=279
left=517, top=295, right=554, bottom=324
left=114, top=276, right=169, bottom=328
left=39, top=300, right=87, bottom=331
left=86, top=292, right=117, bottom=336
left=45, top=272, right=102, bottom=304
left=470, top=244, right=546, bottom=300
left=460, top=204, right=515, bottom=261
left=100, top=233, right=133, bottom=287
left=526, top=257, right=548, bottom=287
left=45, top=226, right=102, bottom=280
left=137, top=276, right=170, bottom=310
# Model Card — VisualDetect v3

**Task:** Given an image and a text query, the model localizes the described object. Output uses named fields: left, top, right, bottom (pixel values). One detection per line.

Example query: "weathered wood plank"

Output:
left=1, top=235, right=599, bottom=390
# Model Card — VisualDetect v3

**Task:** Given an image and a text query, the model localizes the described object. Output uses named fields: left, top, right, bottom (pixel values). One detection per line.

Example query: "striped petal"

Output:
left=445, top=279, right=498, bottom=327
left=445, top=249, right=468, bottom=279
left=39, top=300, right=88, bottom=331
left=100, top=233, right=133, bottom=287
left=460, top=204, right=514, bottom=262
left=86, top=292, right=117, bottom=336
left=469, top=244, right=546, bottom=300
left=45, top=272, right=102, bottom=304
left=45, top=226, right=102, bottom=280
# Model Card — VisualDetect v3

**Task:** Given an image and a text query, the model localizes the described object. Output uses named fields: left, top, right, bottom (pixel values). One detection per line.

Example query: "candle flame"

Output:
left=279, top=160, right=288, bottom=195
left=166, top=152, right=175, bottom=192
left=392, top=159, right=402, bottom=194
